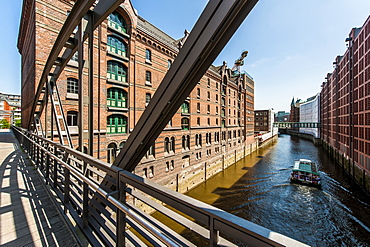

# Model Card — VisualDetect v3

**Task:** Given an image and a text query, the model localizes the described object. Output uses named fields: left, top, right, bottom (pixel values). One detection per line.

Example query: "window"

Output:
left=145, top=71, right=152, bottom=85
left=149, top=166, right=154, bottom=178
left=181, top=118, right=189, bottom=130
left=197, top=117, right=200, bottom=126
left=108, top=11, right=127, bottom=33
left=107, top=88, right=127, bottom=108
left=67, top=111, right=78, bottom=126
left=145, top=49, right=152, bottom=62
left=197, top=88, right=200, bottom=98
left=195, top=134, right=200, bottom=146
left=182, top=135, right=190, bottom=150
left=207, top=78, right=211, bottom=87
left=207, top=105, right=210, bottom=114
left=207, top=91, right=210, bottom=101
left=146, top=93, right=151, bottom=106
left=215, top=94, right=218, bottom=102
left=165, top=137, right=175, bottom=153
left=119, top=141, right=125, bottom=152
left=107, top=143, right=117, bottom=163
left=67, top=78, right=78, bottom=94
left=71, top=51, right=78, bottom=62
left=145, top=144, right=155, bottom=158
left=216, top=118, right=218, bottom=125
left=197, top=103, right=200, bottom=113
left=168, top=60, right=172, bottom=68
left=107, top=36, right=127, bottom=57
left=182, top=102, right=190, bottom=114
left=207, top=118, right=210, bottom=126
left=216, top=106, right=219, bottom=115
left=107, top=115, right=127, bottom=134
left=107, top=61, right=127, bottom=82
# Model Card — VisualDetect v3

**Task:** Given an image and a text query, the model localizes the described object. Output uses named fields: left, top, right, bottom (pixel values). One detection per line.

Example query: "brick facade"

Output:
left=18, top=0, right=257, bottom=192
left=321, top=16, right=370, bottom=189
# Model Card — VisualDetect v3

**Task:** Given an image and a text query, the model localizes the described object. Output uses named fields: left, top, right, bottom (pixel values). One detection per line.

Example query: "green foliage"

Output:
left=15, top=119, right=21, bottom=127
left=0, top=119, right=10, bottom=129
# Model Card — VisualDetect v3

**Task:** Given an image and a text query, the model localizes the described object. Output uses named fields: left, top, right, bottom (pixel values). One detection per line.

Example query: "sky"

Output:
left=2, top=0, right=370, bottom=112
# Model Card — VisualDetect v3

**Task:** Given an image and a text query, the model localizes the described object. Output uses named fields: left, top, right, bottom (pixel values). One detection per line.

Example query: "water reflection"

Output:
left=186, top=134, right=370, bottom=246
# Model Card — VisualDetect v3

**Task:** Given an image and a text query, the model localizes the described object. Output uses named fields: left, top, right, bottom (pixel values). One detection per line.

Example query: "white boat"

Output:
left=290, top=159, right=321, bottom=187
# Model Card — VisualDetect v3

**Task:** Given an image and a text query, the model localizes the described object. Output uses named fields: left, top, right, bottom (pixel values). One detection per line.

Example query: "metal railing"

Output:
left=273, top=122, right=321, bottom=128
left=12, top=126, right=309, bottom=247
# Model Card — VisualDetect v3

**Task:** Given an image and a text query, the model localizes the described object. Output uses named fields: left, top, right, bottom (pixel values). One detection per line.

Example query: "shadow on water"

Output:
left=185, top=134, right=370, bottom=247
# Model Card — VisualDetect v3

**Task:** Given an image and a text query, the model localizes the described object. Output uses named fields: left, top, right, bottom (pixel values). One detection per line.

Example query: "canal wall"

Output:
left=171, top=140, right=259, bottom=193
left=287, top=130, right=320, bottom=145
left=135, top=140, right=260, bottom=214
left=321, top=140, right=370, bottom=196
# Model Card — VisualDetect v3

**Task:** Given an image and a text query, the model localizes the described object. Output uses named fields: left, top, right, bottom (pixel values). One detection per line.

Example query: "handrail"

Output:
left=12, top=126, right=309, bottom=247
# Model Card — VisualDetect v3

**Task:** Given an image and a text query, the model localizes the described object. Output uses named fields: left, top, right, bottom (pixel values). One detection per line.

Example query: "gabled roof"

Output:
left=137, top=16, right=179, bottom=51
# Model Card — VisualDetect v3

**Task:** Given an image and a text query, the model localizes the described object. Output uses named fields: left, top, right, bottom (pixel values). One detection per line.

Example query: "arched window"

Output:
left=107, top=36, right=127, bottom=57
left=107, top=61, right=127, bottom=82
left=181, top=118, right=189, bottom=130
left=181, top=102, right=189, bottom=114
left=165, top=137, right=175, bottom=153
left=67, top=111, right=78, bottom=126
left=108, top=11, right=127, bottom=33
left=107, top=88, right=127, bottom=108
left=107, top=115, right=127, bottom=134
left=146, top=144, right=155, bottom=158
left=107, top=143, right=117, bottom=163
left=119, top=141, right=125, bottom=152
left=67, top=78, right=78, bottom=94
left=182, top=135, right=190, bottom=150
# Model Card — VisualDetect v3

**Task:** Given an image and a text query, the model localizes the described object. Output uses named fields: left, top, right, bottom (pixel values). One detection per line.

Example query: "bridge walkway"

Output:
left=0, top=129, right=80, bottom=246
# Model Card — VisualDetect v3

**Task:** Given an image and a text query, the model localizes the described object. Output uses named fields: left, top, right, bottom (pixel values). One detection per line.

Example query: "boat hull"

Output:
left=290, top=177, right=321, bottom=188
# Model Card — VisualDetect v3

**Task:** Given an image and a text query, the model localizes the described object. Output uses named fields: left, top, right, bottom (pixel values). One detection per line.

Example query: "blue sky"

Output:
left=2, top=0, right=370, bottom=112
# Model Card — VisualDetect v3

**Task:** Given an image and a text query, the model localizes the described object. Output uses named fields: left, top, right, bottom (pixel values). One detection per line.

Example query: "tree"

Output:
left=0, top=119, right=10, bottom=129
left=15, top=119, right=21, bottom=127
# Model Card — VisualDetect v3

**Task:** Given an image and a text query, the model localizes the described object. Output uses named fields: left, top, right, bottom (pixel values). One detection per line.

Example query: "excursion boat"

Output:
left=290, top=159, right=321, bottom=187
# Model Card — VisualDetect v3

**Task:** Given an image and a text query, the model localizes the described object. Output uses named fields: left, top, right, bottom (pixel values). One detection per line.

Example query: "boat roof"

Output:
left=293, top=159, right=319, bottom=175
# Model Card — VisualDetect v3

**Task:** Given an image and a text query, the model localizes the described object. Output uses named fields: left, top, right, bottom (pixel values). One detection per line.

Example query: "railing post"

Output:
left=40, top=144, right=45, bottom=171
left=64, top=167, right=70, bottom=214
left=53, top=146, right=58, bottom=189
left=82, top=160, right=89, bottom=228
left=46, top=151, right=50, bottom=185
left=209, top=216, right=219, bottom=247
left=116, top=172, right=126, bottom=247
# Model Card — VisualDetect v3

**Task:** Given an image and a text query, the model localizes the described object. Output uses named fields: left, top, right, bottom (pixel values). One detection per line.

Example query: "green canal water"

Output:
left=185, top=134, right=370, bottom=246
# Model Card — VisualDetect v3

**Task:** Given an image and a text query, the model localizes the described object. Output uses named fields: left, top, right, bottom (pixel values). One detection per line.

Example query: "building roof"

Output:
left=137, top=16, right=180, bottom=52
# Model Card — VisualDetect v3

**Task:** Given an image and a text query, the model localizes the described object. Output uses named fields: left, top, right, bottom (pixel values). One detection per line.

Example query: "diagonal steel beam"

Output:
left=28, top=0, right=124, bottom=129
left=113, top=0, right=259, bottom=171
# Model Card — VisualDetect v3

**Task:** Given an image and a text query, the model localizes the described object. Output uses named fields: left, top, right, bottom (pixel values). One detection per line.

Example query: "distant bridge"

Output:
left=273, top=122, right=321, bottom=128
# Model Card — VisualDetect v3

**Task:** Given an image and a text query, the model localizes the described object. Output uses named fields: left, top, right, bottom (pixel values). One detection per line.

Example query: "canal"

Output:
left=186, top=134, right=370, bottom=246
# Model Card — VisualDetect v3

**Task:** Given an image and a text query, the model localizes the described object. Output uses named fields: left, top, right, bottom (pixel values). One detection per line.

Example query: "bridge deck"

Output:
left=0, top=129, right=79, bottom=246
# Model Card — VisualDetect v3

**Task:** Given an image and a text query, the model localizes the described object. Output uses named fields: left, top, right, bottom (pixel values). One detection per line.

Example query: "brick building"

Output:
left=254, top=109, right=273, bottom=133
left=18, top=0, right=256, bottom=192
left=0, top=93, right=21, bottom=126
left=320, top=15, right=370, bottom=191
